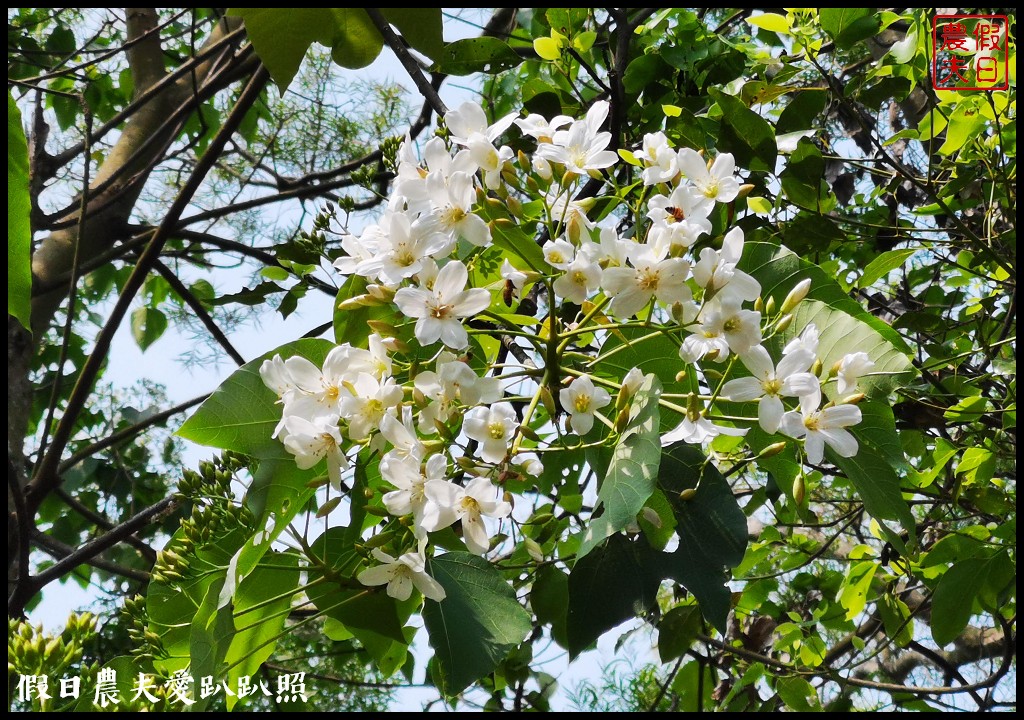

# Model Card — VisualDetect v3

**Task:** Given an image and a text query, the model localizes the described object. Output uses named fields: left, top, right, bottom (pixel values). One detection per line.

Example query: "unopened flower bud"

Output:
left=367, top=320, right=398, bottom=337
left=780, top=278, right=812, bottom=314
left=758, top=441, right=788, bottom=458
left=507, top=196, right=523, bottom=219
left=524, top=537, right=544, bottom=562
left=614, top=406, right=631, bottom=433
left=776, top=314, right=794, bottom=333
left=366, top=284, right=394, bottom=302
left=540, top=386, right=557, bottom=416
left=793, top=475, right=806, bottom=505
left=754, top=296, right=763, bottom=312
left=828, top=360, right=842, bottom=379
left=675, top=369, right=688, bottom=383
left=517, top=149, right=531, bottom=171
left=841, top=392, right=866, bottom=405
left=811, top=358, right=823, bottom=377
left=736, top=183, right=755, bottom=199
left=670, top=301, right=688, bottom=324
left=764, top=296, right=776, bottom=316
left=679, top=488, right=698, bottom=502
left=640, top=506, right=663, bottom=528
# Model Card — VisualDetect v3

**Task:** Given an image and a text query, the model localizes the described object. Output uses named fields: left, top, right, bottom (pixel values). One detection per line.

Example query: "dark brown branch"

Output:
left=152, top=259, right=246, bottom=366
left=32, top=529, right=150, bottom=583
left=54, top=487, right=156, bottom=562
left=25, top=67, right=271, bottom=517
left=24, top=496, right=177, bottom=600
left=58, top=393, right=208, bottom=475
left=364, top=9, right=448, bottom=116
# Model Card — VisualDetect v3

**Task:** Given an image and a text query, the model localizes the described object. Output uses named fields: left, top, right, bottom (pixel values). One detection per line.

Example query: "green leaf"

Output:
left=938, top=101, right=986, bottom=156
left=433, top=37, right=524, bottom=76
left=658, top=443, right=748, bottom=632
left=747, top=196, right=772, bottom=215
left=329, top=9, right=384, bottom=70
left=189, top=574, right=236, bottom=711
left=224, top=550, right=300, bottom=709
left=780, top=139, right=836, bottom=213
left=858, top=248, right=917, bottom=288
left=178, top=338, right=334, bottom=457
left=709, top=88, right=778, bottom=173
left=490, top=220, right=550, bottom=273
left=130, top=307, right=168, bottom=351
left=383, top=8, right=443, bottom=60
left=147, top=526, right=248, bottom=675
left=230, top=8, right=331, bottom=90
left=931, top=552, right=1013, bottom=646
left=839, top=560, right=877, bottom=620
left=623, top=54, right=672, bottom=95
left=776, top=91, right=828, bottom=135
left=531, top=565, right=569, bottom=649
left=658, top=604, right=702, bottom=662
left=305, top=526, right=409, bottom=644
left=877, top=592, right=914, bottom=647
left=739, top=242, right=914, bottom=399
left=8, top=91, right=32, bottom=328
left=747, top=13, right=791, bottom=35
left=260, top=265, right=289, bottom=281
left=534, top=36, right=563, bottom=61
left=776, top=676, right=821, bottom=712
left=577, top=374, right=662, bottom=559
left=333, top=274, right=392, bottom=346
left=595, top=327, right=698, bottom=429
left=819, top=9, right=881, bottom=49
left=832, top=431, right=915, bottom=535
left=567, top=534, right=661, bottom=657
left=423, top=552, right=532, bottom=696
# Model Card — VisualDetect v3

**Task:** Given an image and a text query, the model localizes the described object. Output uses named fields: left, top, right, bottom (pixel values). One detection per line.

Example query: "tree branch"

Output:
left=32, top=529, right=151, bottom=583
left=58, top=393, right=208, bottom=476
left=152, top=259, right=247, bottom=366
left=364, top=9, right=448, bottom=116
left=25, top=66, right=271, bottom=517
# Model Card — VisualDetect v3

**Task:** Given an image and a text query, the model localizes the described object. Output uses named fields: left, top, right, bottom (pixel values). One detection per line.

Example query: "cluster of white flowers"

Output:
left=258, top=100, right=877, bottom=602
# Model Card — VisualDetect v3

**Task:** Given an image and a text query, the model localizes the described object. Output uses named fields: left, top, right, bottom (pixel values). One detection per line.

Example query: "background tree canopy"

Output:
left=8, top=7, right=1016, bottom=712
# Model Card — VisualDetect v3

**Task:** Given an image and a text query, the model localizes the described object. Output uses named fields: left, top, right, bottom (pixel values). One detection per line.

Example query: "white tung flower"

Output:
left=677, top=148, right=741, bottom=213
left=836, top=352, right=875, bottom=395
left=661, top=405, right=747, bottom=446
left=536, top=100, right=618, bottom=175
left=381, top=453, right=450, bottom=532
left=463, top=402, right=518, bottom=464
left=780, top=393, right=862, bottom=465
left=601, top=246, right=691, bottom=318
left=560, top=375, right=612, bottom=435
left=646, top=185, right=713, bottom=253
left=339, top=373, right=404, bottom=440
left=691, top=226, right=760, bottom=303
left=421, top=477, right=512, bottom=555
left=720, top=345, right=820, bottom=433
left=357, top=545, right=446, bottom=602
left=280, top=414, right=348, bottom=489
left=679, top=296, right=762, bottom=363
left=542, top=238, right=576, bottom=270
left=393, top=260, right=491, bottom=350
left=553, top=255, right=602, bottom=305
left=783, top=323, right=820, bottom=360
left=636, top=131, right=679, bottom=185
left=424, top=171, right=491, bottom=247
